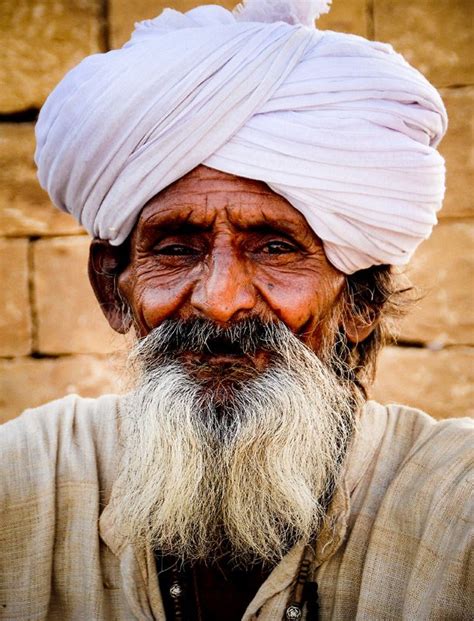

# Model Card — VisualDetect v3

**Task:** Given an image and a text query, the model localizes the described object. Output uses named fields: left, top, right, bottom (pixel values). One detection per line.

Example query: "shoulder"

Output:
left=362, top=405, right=473, bottom=614
left=383, top=402, right=473, bottom=477
left=348, top=405, right=473, bottom=616
left=351, top=403, right=473, bottom=521
left=0, top=393, right=124, bottom=504
left=1, top=393, right=123, bottom=455
left=373, top=402, right=473, bottom=540
left=366, top=400, right=473, bottom=473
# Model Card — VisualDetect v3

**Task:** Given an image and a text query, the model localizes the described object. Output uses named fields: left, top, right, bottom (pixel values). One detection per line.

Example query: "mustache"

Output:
left=132, top=317, right=290, bottom=359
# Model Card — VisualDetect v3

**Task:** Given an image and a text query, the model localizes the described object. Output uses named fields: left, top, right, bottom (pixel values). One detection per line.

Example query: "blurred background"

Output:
left=0, top=0, right=473, bottom=423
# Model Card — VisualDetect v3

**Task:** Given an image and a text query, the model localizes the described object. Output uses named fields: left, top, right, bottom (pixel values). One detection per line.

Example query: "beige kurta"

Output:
left=0, top=394, right=472, bottom=620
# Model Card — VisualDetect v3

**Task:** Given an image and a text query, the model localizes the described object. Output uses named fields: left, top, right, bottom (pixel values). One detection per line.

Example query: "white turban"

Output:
left=35, top=0, right=447, bottom=273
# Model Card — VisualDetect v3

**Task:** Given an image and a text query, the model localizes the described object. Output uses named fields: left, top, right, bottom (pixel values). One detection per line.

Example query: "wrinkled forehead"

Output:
left=134, top=165, right=320, bottom=242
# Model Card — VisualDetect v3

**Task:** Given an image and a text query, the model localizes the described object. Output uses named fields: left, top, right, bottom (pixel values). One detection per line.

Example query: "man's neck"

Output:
left=157, top=553, right=272, bottom=621
left=192, top=558, right=272, bottom=621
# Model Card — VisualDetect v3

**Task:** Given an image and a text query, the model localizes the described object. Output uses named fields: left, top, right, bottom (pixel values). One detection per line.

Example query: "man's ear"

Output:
left=88, top=239, right=133, bottom=334
left=342, top=310, right=379, bottom=345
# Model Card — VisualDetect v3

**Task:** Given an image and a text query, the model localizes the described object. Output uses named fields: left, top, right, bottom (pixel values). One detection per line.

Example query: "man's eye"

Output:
left=155, top=244, right=198, bottom=256
left=261, top=241, right=297, bottom=254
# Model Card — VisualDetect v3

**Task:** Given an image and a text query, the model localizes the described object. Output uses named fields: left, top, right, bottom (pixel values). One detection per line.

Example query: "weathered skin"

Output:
left=89, top=165, right=372, bottom=351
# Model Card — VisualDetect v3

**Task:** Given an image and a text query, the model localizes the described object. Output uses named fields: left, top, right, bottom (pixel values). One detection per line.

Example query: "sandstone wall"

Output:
left=1, top=0, right=473, bottom=423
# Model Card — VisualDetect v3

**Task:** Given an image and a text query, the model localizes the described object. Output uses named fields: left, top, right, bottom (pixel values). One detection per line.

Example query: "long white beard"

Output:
left=113, top=321, right=357, bottom=566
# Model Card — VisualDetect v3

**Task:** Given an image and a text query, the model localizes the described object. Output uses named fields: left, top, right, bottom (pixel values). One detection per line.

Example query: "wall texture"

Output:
left=1, top=0, right=473, bottom=423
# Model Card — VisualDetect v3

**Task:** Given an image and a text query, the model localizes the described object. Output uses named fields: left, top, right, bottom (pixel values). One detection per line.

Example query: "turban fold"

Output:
left=35, top=0, right=447, bottom=273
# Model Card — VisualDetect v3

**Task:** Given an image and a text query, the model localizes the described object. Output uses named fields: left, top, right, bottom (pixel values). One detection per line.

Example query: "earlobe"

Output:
left=88, top=239, right=133, bottom=334
left=343, top=312, right=378, bottom=345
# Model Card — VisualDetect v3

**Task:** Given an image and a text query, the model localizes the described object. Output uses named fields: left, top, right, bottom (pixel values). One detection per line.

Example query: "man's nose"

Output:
left=190, top=250, right=257, bottom=323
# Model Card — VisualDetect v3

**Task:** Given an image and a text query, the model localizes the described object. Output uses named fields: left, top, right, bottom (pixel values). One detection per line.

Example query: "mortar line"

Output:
left=0, top=109, right=39, bottom=123
left=2, top=233, right=88, bottom=241
left=389, top=341, right=474, bottom=350
left=438, top=83, right=474, bottom=91
left=366, top=0, right=375, bottom=40
left=101, top=0, right=111, bottom=51
left=437, top=216, right=474, bottom=223
left=0, top=352, right=114, bottom=361
left=27, top=239, right=39, bottom=355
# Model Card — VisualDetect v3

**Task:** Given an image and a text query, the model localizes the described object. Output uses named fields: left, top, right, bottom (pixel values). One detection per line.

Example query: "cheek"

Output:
left=140, top=283, right=186, bottom=329
left=255, top=268, right=345, bottom=331
left=119, top=265, right=196, bottom=333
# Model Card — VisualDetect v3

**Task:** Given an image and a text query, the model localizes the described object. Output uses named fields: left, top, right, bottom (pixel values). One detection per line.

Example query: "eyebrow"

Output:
left=141, top=210, right=305, bottom=239
left=234, top=221, right=301, bottom=240
left=146, top=221, right=213, bottom=235
left=140, top=207, right=210, bottom=234
left=143, top=220, right=304, bottom=246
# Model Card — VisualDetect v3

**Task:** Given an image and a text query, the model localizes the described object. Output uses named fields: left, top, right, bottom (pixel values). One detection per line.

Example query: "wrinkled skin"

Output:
left=90, top=166, right=373, bottom=353
left=88, top=165, right=376, bottom=620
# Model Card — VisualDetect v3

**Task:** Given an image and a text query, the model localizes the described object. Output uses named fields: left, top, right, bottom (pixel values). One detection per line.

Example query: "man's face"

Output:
left=94, top=166, right=360, bottom=565
left=117, top=165, right=345, bottom=356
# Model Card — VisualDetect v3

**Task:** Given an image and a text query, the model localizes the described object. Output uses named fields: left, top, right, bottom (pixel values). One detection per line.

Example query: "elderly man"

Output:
left=1, top=1, right=472, bottom=619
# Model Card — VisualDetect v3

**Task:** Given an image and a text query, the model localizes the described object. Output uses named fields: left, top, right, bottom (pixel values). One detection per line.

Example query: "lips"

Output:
left=180, top=343, right=270, bottom=376
left=140, top=317, right=280, bottom=373
left=201, top=336, right=247, bottom=357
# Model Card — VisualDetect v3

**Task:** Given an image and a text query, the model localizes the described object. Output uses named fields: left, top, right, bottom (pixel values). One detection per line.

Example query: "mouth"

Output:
left=202, top=335, right=248, bottom=357
left=179, top=336, right=270, bottom=375
left=142, top=317, right=280, bottom=376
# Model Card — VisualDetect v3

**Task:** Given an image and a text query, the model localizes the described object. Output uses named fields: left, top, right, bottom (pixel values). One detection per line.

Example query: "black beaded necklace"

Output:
left=154, top=544, right=319, bottom=621
left=282, top=543, right=319, bottom=620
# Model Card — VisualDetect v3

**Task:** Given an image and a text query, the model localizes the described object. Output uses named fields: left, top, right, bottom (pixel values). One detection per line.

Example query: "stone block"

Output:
left=374, top=0, right=473, bottom=87
left=0, top=124, right=84, bottom=237
left=397, top=221, right=474, bottom=346
left=110, top=0, right=235, bottom=47
left=0, top=355, right=124, bottom=424
left=0, top=0, right=104, bottom=112
left=439, top=87, right=474, bottom=219
left=0, top=239, right=32, bottom=356
left=318, top=0, right=368, bottom=37
left=33, top=237, right=128, bottom=355
left=371, top=345, right=474, bottom=420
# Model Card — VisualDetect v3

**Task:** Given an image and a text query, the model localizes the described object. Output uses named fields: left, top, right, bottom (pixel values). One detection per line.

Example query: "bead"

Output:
left=169, top=582, right=182, bottom=598
left=285, top=604, right=302, bottom=620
